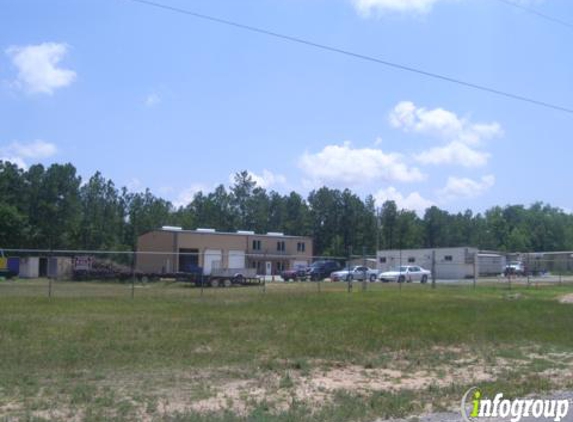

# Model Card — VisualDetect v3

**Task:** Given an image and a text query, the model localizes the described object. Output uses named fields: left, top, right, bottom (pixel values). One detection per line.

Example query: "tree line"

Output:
left=1, top=161, right=573, bottom=256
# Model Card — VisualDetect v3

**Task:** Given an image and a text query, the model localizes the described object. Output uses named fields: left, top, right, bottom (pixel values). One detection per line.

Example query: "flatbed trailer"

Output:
left=198, top=268, right=261, bottom=288
left=71, top=256, right=261, bottom=288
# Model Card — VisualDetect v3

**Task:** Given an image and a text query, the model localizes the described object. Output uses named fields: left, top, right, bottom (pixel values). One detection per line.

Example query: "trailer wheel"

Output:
left=210, top=279, right=220, bottom=288
left=223, top=279, right=232, bottom=288
left=233, top=274, right=244, bottom=285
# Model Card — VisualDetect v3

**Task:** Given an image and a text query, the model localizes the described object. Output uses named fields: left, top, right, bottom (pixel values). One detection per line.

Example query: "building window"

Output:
left=252, top=240, right=261, bottom=250
left=277, top=261, right=285, bottom=271
left=251, top=261, right=257, bottom=268
left=379, top=257, right=387, bottom=263
left=444, top=255, right=453, bottom=262
left=408, top=257, right=415, bottom=263
left=277, top=241, right=285, bottom=252
left=297, top=242, right=306, bottom=252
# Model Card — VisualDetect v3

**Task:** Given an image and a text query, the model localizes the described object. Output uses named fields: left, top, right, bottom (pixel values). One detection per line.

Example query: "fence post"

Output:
left=48, top=250, right=53, bottom=298
left=131, top=251, right=135, bottom=299
left=473, top=253, right=477, bottom=290
left=431, top=250, right=436, bottom=289
left=362, top=247, right=367, bottom=292
left=527, top=254, right=531, bottom=288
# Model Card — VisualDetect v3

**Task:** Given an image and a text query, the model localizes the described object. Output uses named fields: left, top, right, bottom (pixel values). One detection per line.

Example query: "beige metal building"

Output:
left=136, top=227, right=313, bottom=276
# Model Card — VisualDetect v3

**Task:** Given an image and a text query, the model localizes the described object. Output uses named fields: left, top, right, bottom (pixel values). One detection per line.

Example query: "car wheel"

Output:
left=369, top=274, right=376, bottom=282
left=421, top=275, right=428, bottom=284
left=398, top=275, right=405, bottom=283
left=346, top=274, right=353, bottom=282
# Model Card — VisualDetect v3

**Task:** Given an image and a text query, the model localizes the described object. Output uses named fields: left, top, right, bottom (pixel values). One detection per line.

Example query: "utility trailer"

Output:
left=199, top=267, right=261, bottom=288
left=71, top=256, right=260, bottom=288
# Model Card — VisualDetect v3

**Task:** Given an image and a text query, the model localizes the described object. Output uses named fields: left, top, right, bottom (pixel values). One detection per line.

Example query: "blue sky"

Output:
left=1, top=0, right=572, bottom=214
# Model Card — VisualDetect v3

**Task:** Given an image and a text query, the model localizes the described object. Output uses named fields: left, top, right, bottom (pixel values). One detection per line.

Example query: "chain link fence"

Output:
left=1, top=248, right=572, bottom=298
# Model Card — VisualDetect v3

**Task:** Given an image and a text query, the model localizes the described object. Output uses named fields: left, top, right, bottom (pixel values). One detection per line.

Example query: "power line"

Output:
left=122, top=0, right=573, bottom=115
left=493, top=0, right=573, bottom=31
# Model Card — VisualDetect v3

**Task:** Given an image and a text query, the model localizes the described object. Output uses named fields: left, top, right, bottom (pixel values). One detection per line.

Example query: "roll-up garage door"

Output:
left=203, top=249, right=222, bottom=275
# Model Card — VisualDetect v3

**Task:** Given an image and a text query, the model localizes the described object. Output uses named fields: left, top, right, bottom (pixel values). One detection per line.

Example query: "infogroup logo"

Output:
left=461, top=387, right=570, bottom=422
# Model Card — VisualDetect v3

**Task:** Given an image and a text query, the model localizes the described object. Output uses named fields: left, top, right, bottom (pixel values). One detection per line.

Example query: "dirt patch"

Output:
left=559, top=293, right=573, bottom=304
left=4, top=347, right=573, bottom=420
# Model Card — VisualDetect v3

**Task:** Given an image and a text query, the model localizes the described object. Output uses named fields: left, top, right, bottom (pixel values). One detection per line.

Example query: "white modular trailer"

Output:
left=19, top=257, right=40, bottom=278
left=477, top=253, right=506, bottom=276
left=377, top=247, right=479, bottom=280
left=47, top=257, right=73, bottom=280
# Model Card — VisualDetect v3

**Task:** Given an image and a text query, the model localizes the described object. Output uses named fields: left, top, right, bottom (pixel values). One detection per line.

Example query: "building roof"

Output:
left=147, top=227, right=311, bottom=240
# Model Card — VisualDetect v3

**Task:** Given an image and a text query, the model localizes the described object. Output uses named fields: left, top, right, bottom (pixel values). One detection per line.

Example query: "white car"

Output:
left=330, top=266, right=378, bottom=282
left=378, top=265, right=430, bottom=283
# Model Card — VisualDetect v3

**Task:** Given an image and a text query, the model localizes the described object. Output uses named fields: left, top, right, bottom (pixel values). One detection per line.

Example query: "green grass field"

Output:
left=1, top=279, right=572, bottom=421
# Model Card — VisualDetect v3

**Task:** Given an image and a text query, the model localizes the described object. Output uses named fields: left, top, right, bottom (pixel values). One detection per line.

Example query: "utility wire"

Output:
left=122, top=0, right=573, bottom=115
left=493, top=0, right=573, bottom=31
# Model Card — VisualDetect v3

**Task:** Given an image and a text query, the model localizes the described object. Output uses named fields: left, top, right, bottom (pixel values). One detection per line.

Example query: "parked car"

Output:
left=378, top=265, right=430, bottom=283
left=307, top=260, right=342, bottom=281
left=330, top=266, right=378, bottom=282
left=281, top=265, right=308, bottom=281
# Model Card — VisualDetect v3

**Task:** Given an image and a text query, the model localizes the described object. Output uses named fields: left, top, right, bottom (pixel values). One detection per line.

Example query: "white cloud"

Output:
left=0, top=140, right=58, bottom=169
left=438, top=174, right=495, bottom=200
left=126, top=178, right=144, bottom=192
left=6, top=139, right=57, bottom=159
left=390, top=101, right=502, bottom=167
left=174, top=183, right=209, bottom=208
left=249, top=170, right=287, bottom=189
left=299, top=142, right=425, bottom=188
left=353, top=0, right=445, bottom=16
left=390, top=101, right=502, bottom=146
left=0, top=156, right=27, bottom=169
left=6, top=42, right=76, bottom=94
left=228, top=170, right=287, bottom=190
left=414, top=141, right=490, bottom=167
left=144, top=93, right=161, bottom=107
left=374, top=186, right=434, bottom=215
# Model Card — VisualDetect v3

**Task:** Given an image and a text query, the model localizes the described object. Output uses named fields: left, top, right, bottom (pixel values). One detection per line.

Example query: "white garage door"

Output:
left=203, top=249, right=222, bottom=275
left=228, top=250, right=245, bottom=269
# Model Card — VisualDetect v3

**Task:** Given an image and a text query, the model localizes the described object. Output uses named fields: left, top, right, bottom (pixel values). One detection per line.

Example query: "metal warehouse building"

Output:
left=136, top=227, right=313, bottom=276
left=377, top=247, right=506, bottom=279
